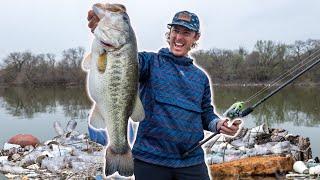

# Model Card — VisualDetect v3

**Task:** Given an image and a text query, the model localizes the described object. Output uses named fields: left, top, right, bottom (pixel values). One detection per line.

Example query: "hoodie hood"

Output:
left=158, top=48, right=193, bottom=66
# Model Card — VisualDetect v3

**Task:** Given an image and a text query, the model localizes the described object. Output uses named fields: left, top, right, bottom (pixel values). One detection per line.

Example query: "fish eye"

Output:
left=122, top=15, right=128, bottom=21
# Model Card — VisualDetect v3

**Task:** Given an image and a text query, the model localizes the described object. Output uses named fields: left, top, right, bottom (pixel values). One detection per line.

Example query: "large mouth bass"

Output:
left=82, top=3, right=144, bottom=177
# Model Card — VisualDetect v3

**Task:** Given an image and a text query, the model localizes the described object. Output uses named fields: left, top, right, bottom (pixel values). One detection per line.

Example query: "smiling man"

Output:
left=88, top=9, right=241, bottom=180
left=167, top=11, right=200, bottom=57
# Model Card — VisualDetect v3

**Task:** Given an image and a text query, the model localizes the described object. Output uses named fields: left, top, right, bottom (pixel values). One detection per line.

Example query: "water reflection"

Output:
left=213, top=86, right=320, bottom=127
left=0, top=86, right=319, bottom=126
left=0, top=86, right=92, bottom=119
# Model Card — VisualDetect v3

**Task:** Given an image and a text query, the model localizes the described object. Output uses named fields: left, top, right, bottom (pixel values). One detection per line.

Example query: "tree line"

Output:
left=0, top=47, right=86, bottom=86
left=0, top=39, right=319, bottom=86
left=193, top=39, right=320, bottom=85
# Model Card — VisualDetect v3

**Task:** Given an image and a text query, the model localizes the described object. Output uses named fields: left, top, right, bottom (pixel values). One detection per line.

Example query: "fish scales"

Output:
left=107, top=53, right=138, bottom=152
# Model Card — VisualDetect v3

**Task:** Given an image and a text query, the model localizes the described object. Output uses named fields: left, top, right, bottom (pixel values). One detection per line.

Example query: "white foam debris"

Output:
left=0, top=120, right=106, bottom=179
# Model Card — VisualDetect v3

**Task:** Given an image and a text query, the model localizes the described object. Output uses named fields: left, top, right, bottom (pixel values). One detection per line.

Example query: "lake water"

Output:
left=0, top=86, right=319, bottom=157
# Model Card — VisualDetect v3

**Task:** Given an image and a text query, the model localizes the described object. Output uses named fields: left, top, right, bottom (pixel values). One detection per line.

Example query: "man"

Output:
left=88, top=9, right=241, bottom=180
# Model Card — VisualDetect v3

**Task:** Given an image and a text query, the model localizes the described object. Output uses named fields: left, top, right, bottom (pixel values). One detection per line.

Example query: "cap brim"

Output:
left=167, top=22, right=198, bottom=32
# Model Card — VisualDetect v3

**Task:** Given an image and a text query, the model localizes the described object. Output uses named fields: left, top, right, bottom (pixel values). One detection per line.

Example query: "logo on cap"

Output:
left=177, top=12, right=191, bottom=22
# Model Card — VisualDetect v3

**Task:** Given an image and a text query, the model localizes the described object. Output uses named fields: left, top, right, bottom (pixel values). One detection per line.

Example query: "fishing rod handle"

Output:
left=181, top=131, right=220, bottom=159
left=240, top=107, right=254, bottom=117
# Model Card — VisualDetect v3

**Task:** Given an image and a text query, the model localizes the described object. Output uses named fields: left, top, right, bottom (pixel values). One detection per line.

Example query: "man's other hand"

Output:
left=87, top=10, right=100, bottom=33
left=217, top=119, right=242, bottom=136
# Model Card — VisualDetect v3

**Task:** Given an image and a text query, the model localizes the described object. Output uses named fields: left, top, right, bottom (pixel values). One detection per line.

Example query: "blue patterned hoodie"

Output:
left=132, top=48, right=220, bottom=168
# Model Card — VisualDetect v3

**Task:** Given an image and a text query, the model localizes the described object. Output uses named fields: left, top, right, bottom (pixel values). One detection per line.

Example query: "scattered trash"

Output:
left=205, top=124, right=311, bottom=164
left=205, top=123, right=313, bottom=177
left=286, top=159, right=320, bottom=179
left=0, top=120, right=106, bottom=179
left=3, top=143, right=21, bottom=151
left=293, top=161, right=309, bottom=174
left=309, top=165, right=320, bottom=175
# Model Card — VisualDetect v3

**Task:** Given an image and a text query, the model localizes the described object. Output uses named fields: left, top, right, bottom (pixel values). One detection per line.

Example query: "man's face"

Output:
left=169, top=25, right=200, bottom=57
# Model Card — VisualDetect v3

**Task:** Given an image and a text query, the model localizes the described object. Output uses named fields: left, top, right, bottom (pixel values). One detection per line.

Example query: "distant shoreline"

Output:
left=0, top=83, right=85, bottom=88
left=0, top=82, right=319, bottom=88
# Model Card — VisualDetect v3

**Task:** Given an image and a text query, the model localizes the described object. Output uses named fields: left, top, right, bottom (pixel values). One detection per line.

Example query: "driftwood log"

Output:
left=210, top=155, right=294, bottom=177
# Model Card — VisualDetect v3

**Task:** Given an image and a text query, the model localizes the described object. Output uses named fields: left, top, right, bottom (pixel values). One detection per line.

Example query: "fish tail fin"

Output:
left=104, top=145, right=133, bottom=177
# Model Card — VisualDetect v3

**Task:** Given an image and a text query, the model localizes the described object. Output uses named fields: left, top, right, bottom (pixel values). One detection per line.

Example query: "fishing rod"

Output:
left=181, top=57, right=320, bottom=159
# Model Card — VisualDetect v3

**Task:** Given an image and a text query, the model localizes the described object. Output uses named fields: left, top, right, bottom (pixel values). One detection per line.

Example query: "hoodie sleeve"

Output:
left=201, top=77, right=220, bottom=132
left=138, top=52, right=154, bottom=82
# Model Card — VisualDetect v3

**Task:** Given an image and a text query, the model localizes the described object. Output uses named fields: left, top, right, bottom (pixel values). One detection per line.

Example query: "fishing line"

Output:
left=244, top=48, right=320, bottom=104
left=245, top=54, right=320, bottom=104
left=245, top=48, right=320, bottom=103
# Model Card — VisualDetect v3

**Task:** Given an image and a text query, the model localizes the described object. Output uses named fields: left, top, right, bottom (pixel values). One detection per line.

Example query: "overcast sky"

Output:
left=0, top=0, right=319, bottom=61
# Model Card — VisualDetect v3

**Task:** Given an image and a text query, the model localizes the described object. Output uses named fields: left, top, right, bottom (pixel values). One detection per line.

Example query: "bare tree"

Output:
left=3, top=52, right=29, bottom=72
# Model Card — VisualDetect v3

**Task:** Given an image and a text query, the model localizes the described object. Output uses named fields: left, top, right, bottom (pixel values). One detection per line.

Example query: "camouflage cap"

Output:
left=168, top=11, right=200, bottom=32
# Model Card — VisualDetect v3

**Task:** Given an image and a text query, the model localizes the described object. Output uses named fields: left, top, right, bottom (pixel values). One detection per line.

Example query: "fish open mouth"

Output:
left=100, top=41, right=115, bottom=48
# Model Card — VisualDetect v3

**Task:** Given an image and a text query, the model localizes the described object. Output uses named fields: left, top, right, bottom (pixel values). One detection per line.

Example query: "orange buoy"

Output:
left=8, top=134, right=40, bottom=148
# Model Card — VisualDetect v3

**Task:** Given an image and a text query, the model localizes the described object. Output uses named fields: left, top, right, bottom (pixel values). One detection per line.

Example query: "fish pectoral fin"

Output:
left=97, top=52, right=107, bottom=73
left=82, top=53, right=92, bottom=71
left=130, top=95, right=145, bottom=122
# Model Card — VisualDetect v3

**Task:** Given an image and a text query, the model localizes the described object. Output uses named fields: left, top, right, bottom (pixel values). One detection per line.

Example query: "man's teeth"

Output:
left=175, top=42, right=184, bottom=47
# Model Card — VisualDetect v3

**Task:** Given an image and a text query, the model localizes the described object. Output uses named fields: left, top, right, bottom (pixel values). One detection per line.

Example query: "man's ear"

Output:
left=195, top=32, right=201, bottom=41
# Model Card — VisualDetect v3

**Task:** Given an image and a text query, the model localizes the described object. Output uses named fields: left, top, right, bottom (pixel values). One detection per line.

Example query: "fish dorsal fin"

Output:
left=130, top=95, right=145, bottom=122
left=82, top=53, right=92, bottom=71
